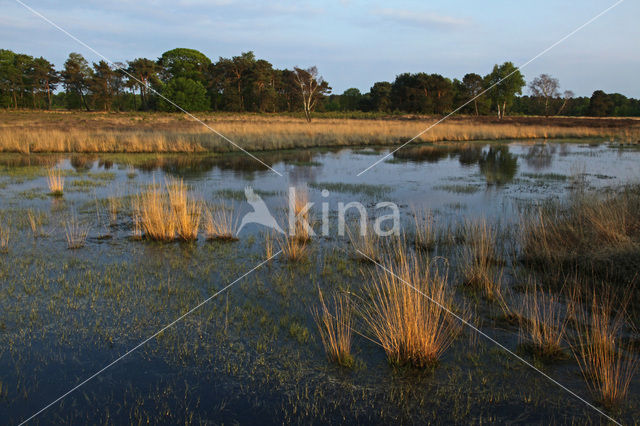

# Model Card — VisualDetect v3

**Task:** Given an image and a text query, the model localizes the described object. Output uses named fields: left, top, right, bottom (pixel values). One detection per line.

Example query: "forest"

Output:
left=1, top=47, right=639, bottom=117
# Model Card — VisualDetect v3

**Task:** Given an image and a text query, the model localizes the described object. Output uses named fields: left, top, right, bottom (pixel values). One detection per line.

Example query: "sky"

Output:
left=2, top=0, right=638, bottom=97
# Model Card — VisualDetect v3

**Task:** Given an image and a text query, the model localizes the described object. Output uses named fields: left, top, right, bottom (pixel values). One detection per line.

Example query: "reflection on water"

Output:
left=479, top=146, right=518, bottom=185
left=524, top=144, right=555, bottom=170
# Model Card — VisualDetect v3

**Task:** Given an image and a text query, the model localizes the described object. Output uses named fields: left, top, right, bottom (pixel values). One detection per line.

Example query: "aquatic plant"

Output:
left=572, top=289, right=638, bottom=407
left=360, top=251, right=461, bottom=368
left=517, top=285, right=569, bottom=360
left=65, top=214, right=89, bottom=249
left=458, top=219, right=503, bottom=300
left=412, top=208, right=436, bottom=251
left=47, top=167, right=64, bottom=196
left=0, top=221, right=9, bottom=253
left=311, top=288, right=354, bottom=367
left=277, top=232, right=308, bottom=261
left=204, top=203, right=238, bottom=241
left=168, top=178, right=202, bottom=241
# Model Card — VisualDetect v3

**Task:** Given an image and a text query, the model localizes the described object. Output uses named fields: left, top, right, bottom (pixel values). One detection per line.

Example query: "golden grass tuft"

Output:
left=277, top=231, right=308, bottom=261
left=360, top=249, right=462, bottom=367
left=47, top=168, right=64, bottom=196
left=204, top=204, right=239, bottom=241
left=412, top=208, right=436, bottom=251
left=348, top=223, right=383, bottom=262
left=264, top=231, right=275, bottom=259
left=168, top=178, right=202, bottom=241
left=0, top=221, right=9, bottom=253
left=517, top=285, right=569, bottom=360
left=311, top=288, right=354, bottom=367
left=64, top=214, right=89, bottom=249
left=572, top=289, right=639, bottom=407
left=133, top=178, right=201, bottom=241
left=290, top=186, right=312, bottom=242
left=458, top=219, right=503, bottom=300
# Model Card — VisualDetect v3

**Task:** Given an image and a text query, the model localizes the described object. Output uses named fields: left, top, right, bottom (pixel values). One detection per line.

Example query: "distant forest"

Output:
left=1, top=47, right=639, bottom=118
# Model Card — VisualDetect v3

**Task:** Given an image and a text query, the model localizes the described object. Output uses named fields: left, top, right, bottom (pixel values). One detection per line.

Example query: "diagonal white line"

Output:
left=13, top=0, right=283, bottom=177
left=18, top=250, right=282, bottom=425
left=356, top=249, right=621, bottom=425
left=357, top=0, right=625, bottom=176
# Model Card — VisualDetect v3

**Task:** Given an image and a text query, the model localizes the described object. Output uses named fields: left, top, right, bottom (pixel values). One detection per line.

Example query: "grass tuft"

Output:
left=311, top=288, right=354, bottom=367
left=47, top=167, right=64, bottom=196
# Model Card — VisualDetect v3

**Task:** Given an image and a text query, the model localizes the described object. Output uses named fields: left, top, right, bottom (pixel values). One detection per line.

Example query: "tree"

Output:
left=90, top=60, right=121, bottom=111
left=462, top=73, right=485, bottom=116
left=556, top=90, right=574, bottom=116
left=31, top=57, right=59, bottom=109
left=62, top=53, right=92, bottom=110
left=588, top=90, right=613, bottom=116
left=369, top=81, right=392, bottom=112
left=484, top=62, right=525, bottom=119
left=529, top=74, right=560, bottom=117
left=340, top=88, right=363, bottom=111
left=127, top=58, right=159, bottom=110
left=292, top=66, right=331, bottom=122
left=158, top=48, right=211, bottom=83
left=158, top=77, right=208, bottom=111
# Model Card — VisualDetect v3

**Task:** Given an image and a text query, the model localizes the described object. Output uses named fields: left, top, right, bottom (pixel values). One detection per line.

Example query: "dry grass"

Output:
left=517, top=285, right=569, bottom=360
left=65, top=214, right=89, bottom=249
left=520, top=186, right=640, bottom=294
left=264, top=231, right=275, bottom=259
left=168, top=178, right=202, bottom=241
left=0, top=111, right=634, bottom=153
left=290, top=186, right=312, bottom=242
left=204, top=204, right=238, bottom=241
left=47, top=168, right=64, bottom=196
left=348, top=223, right=383, bottom=262
left=412, top=208, right=436, bottom=251
left=277, top=232, right=308, bottom=261
left=133, top=182, right=176, bottom=241
left=458, top=220, right=504, bottom=300
left=311, top=288, right=354, bottom=367
left=108, top=195, right=120, bottom=225
left=0, top=221, right=9, bottom=253
left=572, top=289, right=638, bottom=407
left=360, top=249, right=462, bottom=367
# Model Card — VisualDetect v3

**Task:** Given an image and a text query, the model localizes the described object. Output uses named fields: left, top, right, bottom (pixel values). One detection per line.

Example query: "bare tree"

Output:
left=529, top=74, right=560, bottom=117
left=292, top=66, right=331, bottom=122
left=556, top=90, right=574, bottom=116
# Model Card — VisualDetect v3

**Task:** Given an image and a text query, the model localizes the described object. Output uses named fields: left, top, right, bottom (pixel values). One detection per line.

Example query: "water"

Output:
left=0, top=140, right=638, bottom=424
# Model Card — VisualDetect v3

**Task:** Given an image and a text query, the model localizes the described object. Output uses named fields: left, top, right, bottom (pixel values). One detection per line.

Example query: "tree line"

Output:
left=1, top=47, right=638, bottom=118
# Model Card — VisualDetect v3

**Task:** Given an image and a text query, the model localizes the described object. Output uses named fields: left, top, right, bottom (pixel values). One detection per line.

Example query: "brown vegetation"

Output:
left=360, top=248, right=462, bottom=367
left=47, top=167, right=64, bottom=196
left=311, top=288, right=354, bottom=367
left=0, top=111, right=637, bottom=154
left=204, top=204, right=238, bottom=241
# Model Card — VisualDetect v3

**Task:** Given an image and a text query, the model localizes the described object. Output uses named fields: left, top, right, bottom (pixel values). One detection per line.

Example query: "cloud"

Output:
left=373, top=8, right=468, bottom=29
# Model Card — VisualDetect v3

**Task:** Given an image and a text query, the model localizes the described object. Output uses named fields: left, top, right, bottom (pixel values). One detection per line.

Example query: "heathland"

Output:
left=1, top=111, right=639, bottom=153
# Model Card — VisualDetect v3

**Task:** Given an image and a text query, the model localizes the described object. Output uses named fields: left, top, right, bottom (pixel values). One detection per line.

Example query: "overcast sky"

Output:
left=2, top=0, right=638, bottom=97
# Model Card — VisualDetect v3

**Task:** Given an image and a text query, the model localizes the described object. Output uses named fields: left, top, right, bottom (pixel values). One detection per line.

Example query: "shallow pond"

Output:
left=0, top=140, right=638, bottom=424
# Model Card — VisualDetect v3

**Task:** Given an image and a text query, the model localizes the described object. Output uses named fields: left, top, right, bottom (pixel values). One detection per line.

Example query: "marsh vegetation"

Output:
left=0, top=140, right=638, bottom=424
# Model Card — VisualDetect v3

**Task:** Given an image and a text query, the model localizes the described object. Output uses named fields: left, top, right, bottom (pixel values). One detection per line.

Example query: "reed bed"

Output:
left=133, top=178, right=201, bottom=241
left=47, top=168, right=64, bottom=196
left=0, top=111, right=631, bottom=153
left=311, top=288, right=354, bottom=367
left=204, top=204, right=239, bottom=241
left=64, top=214, right=89, bottom=249
left=360, top=249, right=462, bottom=367
left=572, top=289, right=638, bottom=407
